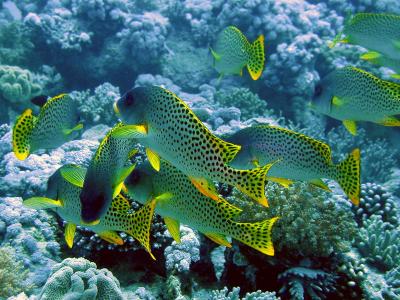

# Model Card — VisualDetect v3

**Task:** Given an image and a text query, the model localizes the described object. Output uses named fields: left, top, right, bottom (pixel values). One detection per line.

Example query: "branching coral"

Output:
left=39, top=257, right=125, bottom=300
left=210, top=286, right=279, bottom=300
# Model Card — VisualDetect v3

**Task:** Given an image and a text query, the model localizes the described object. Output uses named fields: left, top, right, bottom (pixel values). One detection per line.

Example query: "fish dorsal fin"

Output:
left=246, top=34, right=265, bottom=80
left=164, top=217, right=181, bottom=243
left=146, top=148, right=161, bottom=171
left=12, top=109, right=36, bottom=160
left=204, top=232, right=232, bottom=247
left=65, top=223, right=77, bottom=248
left=23, top=197, right=63, bottom=209
left=98, top=231, right=124, bottom=245
left=210, top=135, right=241, bottom=164
left=60, top=164, right=87, bottom=188
left=110, top=194, right=132, bottom=213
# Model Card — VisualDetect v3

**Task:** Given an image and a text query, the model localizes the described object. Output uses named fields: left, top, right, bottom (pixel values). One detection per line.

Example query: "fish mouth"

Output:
left=113, top=101, right=120, bottom=117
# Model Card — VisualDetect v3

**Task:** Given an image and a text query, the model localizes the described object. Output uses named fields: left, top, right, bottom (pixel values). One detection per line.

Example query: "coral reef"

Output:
left=39, top=257, right=125, bottom=300
left=210, top=286, right=279, bottom=300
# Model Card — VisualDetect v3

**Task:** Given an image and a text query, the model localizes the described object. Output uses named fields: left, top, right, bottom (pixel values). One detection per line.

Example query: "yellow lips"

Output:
left=113, top=101, right=120, bottom=117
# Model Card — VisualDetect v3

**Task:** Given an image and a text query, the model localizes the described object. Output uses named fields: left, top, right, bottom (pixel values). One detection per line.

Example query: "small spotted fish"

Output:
left=312, top=66, right=400, bottom=135
left=23, top=165, right=156, bottom=259
left=61, top=123, right=138, bottom=225
left=12, top=94, right=82, bottom=160
left=227, top=125, right=361, bottom=205
left=360, top=51, right=400, bottom=79
left=330, top=14, right=400, bottom=71
left=113, top=86, right=273, bottom=207
left=125, top=160, right=279, bottom=256
left=210, top=26, right=265, bottom=80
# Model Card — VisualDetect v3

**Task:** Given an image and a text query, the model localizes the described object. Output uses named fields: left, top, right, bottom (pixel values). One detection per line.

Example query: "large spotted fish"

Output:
left=227, top=125, right=361, bottom=205
left=61, top=123, right=138, bottom=224
left=113, top=86, right=272, bottom=207
left=23, top=165, right=156, bottom=259
left=125, top=160, right=278, bottom=256
left=312, top=66, right=400, bottom=135
left=12, top=94, right=82, bottom=160
left=210, top=26, right=265, bottom=80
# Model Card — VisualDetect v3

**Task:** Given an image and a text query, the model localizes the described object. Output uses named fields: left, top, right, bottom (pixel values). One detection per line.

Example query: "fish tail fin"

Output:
left=335, top=148, right=361, bottom=205
left=12, top=109, right=35, bottom=160
left=123, top=199, right=157, bottom=260
left=246, top=34, right=265, bottom=80
left=234, top=163, right=273, bottom=207
left=231, top=217, right=279, bottom=256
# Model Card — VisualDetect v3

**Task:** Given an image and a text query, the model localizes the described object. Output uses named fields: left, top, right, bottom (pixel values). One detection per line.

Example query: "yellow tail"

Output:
left=335, top=148, right=361, bottom=205
left=234, top=163, right=272, bottom=207
left=246, top=34, right=265, bottom=80
left=12, top=109, right=35, bottom=160
left=231, top=217, right=279, bottom=256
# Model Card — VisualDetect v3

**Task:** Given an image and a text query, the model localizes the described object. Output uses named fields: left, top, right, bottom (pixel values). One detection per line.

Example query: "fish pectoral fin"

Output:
left=342, top=120, right=357, bottom=135
left=112, top=182, right=125, bottom=199
left=267, top=177, right=293, bottom=189
left=210, top=47, right=221, bottom=61
left=23, top=197, right=63, bottom=209
left=360, top=51, right=381, bottom=61
left=113, top=164, right=136, bottom=198
left=98, top=231, right=124, bottom=245
left=111, top=124, right=148, bottom=139
left=63, top=123, right=83, bottom=136
left=12, top=108, right=35, bottom=160
left=164, top=217, right=181, bottom=243
left=154, top=192, right=174, bottom=202
left=309, top=179, right=332, bottom=192
left=65, top=223, right=77, bottom=248
left=390, top=74, right=400, bottom=80
left=189, top=177, right=219, bottom=201
left=146, top=148, right=161, bottom=171
left=60, top=164, right=86, bottom=188
left=377, top=115, right=400, bottom=126
left=204, top=232, right=232, bottom=248
left=332, top=96, right=344, bottom=107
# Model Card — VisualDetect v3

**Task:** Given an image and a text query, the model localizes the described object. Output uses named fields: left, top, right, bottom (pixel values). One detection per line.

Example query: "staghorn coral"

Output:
left=353, top=183, right=398, bottom=228
left=38, top=257, right=125, bottom=300
left=355, top=215, right=400, bottom=272
left=384, top=267, right=400, bottom=299
left=210, top=286, right=279, bottom=300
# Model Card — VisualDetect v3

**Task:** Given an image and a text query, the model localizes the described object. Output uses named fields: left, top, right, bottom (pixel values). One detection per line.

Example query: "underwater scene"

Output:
left=1, top=0, right=400, bottom=299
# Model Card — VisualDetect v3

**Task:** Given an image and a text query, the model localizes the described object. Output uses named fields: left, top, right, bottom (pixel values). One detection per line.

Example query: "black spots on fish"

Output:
left=13, top=109, right=35, bottom=159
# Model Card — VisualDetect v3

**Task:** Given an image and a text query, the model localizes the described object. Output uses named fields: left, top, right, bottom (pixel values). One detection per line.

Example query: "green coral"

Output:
left=0, top=65, right=41, bottom=105
left=0, top=247, right=32, bottom=298
left=229, top=182, right=357, bottom=257
left=214, top=87, right=274, bottom=120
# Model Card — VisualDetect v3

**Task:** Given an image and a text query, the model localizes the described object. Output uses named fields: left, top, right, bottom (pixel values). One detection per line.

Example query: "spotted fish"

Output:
left=113, top=86, right=272, bottom=207
left=23, top=165, right=156, bottom=259
left=210, top=26, right=265, bottom=80
left=360, top=51, right=400, bottom=79
left=330, top=13, right=400, bottom=61
left=312, top=66, right=400, bottom=135
left=61, top=123, right=138, bottom=224
left=125, top=160, right=279, bottom=256
left=227, top=125, right=361, bottom=205
left=12, top=94, right=82, bottom=160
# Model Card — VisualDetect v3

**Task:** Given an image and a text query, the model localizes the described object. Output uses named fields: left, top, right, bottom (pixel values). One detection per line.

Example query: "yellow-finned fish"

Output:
left=60, top=123, right=138, bottom=225
left=12, top=94, right=82, bottom=160
left=113, top=86, right=272, bottom=207
left=210, top=26, right=265, bottom=80
left=312, top=66, right=400, bottom=135
left=330, top=13, right=400, bottom=61
left=23, top=165, right=156, bottom=259
left=227, top=125, right=361, bottom=205
left=125, top=160, right=279, bottom=256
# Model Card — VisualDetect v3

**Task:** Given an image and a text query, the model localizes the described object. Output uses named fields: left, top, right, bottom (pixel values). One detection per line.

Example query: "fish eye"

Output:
left=314, top=84, right=323, bottom=97
left=125, top=92, right=135, bottom=106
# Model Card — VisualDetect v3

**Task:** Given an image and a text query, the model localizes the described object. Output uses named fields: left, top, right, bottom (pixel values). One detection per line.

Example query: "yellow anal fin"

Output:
left=63, top=123, right=83, bottom=135
left=343, top=120, right=357, bottom=135
left=23, top=197, right=63, bottom=209
left=12, top=108, right=35, bottom=160
left=360, top=51, right=381, bottom=61
left=98, top=231, right=124, bottom=245
left=60, top=164, right=86, bottom=188
left=267, top=177, right=293, bottom=189
left=113, top=164, right=136, bottom=198
left=111, top=124, right=148, bottom=139
left=65, top=223, right=77, bottom=248
left=189, top=177, right=219, bottom=201
left=164, top=217, right=181, bottom=243
left=309, top=179, right=332, bottom=192
left=210, top=47, right=221, bottom=61
left=205, top=232, right=232, bottom=248
left=247, top=34, right=265, bottom=80
left=146, top=148, right=161, bottom=171
left=377, top=115, right=400, bottom=126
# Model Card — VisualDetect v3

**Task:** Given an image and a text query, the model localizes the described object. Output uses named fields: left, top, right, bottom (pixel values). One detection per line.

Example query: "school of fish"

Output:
left=11, top=14, right=400, bottom=260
